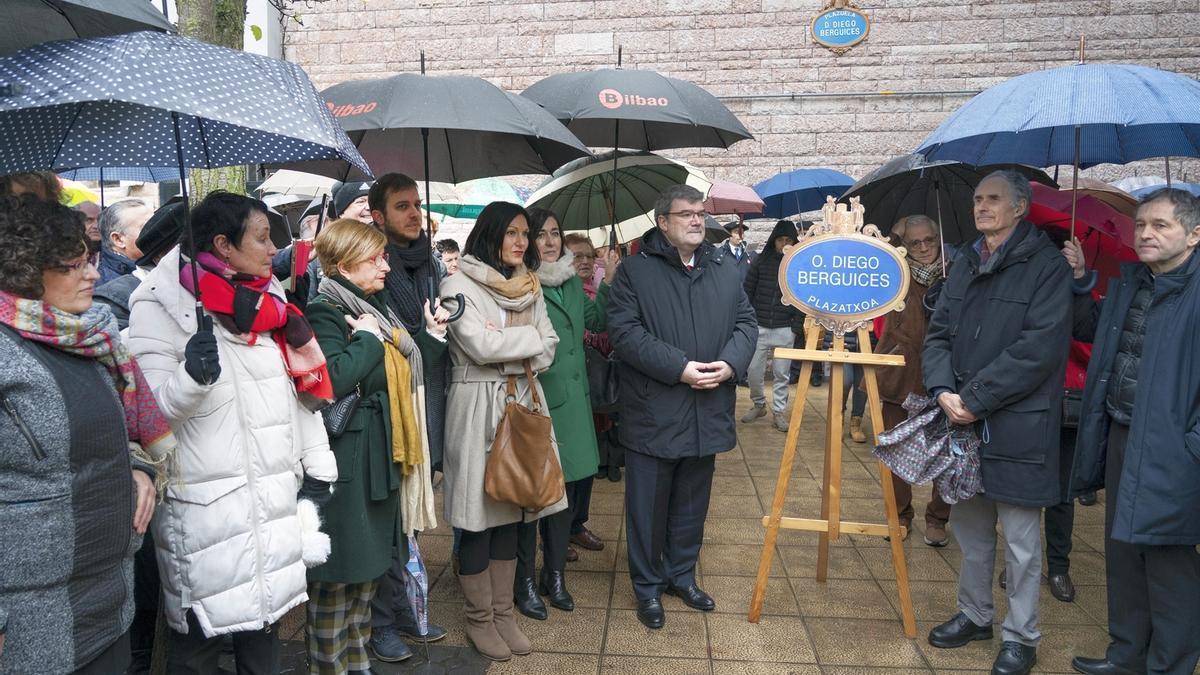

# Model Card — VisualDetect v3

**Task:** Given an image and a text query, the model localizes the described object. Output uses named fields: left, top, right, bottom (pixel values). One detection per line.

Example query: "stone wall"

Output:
left=283, top=0, right=1200, bottom=192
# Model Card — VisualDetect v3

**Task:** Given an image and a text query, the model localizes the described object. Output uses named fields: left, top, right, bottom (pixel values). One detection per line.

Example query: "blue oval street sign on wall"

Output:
left=811, top=1, right=870, bottom=54
left=778, top=234, right=908, bottom=323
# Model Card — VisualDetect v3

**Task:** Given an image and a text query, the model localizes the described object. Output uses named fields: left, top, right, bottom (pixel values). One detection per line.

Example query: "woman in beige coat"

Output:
left=439, top=201, right=564, bottom=662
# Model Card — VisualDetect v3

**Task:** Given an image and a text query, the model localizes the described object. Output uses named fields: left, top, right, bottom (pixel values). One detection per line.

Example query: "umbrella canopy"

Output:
left=58, top=166, right=178, bottom=182
left=704, top=179, right=765, bottom=216
left=0, top=0, right=174, bottom=57
left=306, top=73, right=591, bottom=182
left=916, top=63, right=1200, bottom=167
left=841, top=154, right=1055, bottom=243
left=754, top=168, right=855, bottom=218
left=1054, top=175, right=1138, bottom=216
left=524, top=150, right=710, bottom=243
left=258, top=169, right=338, bottom=198
left=704, top=214, right=732, bottom=244
left=0, top=31, right=370, bottom=176
left=1031, top=183, right=1134, bottom=246
left=1130, top=182, right=1200, bottom=198
left=426, top=178, right=520, bottom=220
left=521, top=68, right=753, bottom=150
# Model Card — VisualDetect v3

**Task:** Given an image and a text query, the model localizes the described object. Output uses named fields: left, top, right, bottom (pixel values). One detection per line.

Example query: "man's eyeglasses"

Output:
left=667, top=210, right=708, bottom=221
left=904, top=237, right=938, bottom=249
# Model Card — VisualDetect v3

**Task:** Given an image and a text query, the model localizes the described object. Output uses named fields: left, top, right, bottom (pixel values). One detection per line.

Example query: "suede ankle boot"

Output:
left=458, top=569, right=511, bottom=661
left=488, top=559, right=532, bottom=655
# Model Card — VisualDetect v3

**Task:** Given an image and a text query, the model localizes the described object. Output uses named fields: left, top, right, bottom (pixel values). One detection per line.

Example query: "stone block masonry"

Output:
left=285, top=1, right=1200, bottom=190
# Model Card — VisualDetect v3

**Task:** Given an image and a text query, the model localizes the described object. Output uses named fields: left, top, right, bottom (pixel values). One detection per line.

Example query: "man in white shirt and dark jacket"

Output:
left=607, top=185, right=757, bottom=630
left=1063, top=188, right=1200, bottom=675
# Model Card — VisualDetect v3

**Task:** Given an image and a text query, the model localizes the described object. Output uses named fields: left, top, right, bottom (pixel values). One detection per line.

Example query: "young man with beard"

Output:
left=364, top=172, right=452, bottom=662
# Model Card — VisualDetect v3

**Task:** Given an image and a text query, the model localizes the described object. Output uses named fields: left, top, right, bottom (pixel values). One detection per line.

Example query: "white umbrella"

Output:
left=258, top=169, right=339, bottom=198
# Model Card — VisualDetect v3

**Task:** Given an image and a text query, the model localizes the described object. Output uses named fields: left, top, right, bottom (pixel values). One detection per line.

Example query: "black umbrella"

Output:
left=0, top=31, right=369, bottom=380
left=840, top=154, right=1056, bottom=247
left=0, top=0, right=174, bottom=56
left=522, top=51, right=752, bottom=244
left=302, top=54, right=593, bottom=321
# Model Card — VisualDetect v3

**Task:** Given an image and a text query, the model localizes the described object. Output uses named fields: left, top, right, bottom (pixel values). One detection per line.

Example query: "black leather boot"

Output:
left=512, top=575, right=546, bottom=620
left=538, top=568, right=575, bottom=611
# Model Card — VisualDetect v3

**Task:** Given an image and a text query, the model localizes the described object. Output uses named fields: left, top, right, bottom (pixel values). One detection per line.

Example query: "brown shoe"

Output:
left=849, top=416, right=867, bottom=443
left=488, top=559, right=532, bottom=656
left=570, top=528, right=604, bottom=551
left=924, top=523, right=949, bottom=547
left=458, top=569, right=511, bottom=661
left=566, top=546, right=579, bottom=562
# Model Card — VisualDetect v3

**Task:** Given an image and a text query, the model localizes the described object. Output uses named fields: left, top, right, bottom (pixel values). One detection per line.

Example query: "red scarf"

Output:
left=0, top=291, right=177, bottom=460
left=181, top=253, right=332, bottom=410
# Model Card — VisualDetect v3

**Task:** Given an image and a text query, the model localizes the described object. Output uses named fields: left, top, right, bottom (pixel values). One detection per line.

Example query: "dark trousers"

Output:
left=1044, top=499, right=1074, bottom=575
left=129, top=530, right=159, bottom=674
left=883, top=402, right=952, bottom=527
left=569, top=476, right=594, bottom=535
left=370, top=537, right=422, bottom=631
left=516, top=478, right=593, bottom=576
left=458, top=523, right=519, bottom=576
left=167, top=611, right=280, bottom=675
left=625, top=450, right=715, bottom=601
left=1103, top=421, right=1200, bottom=675
left=597, top=425, right=625, bottom=470
left=73, top=631, right=130, bottom=675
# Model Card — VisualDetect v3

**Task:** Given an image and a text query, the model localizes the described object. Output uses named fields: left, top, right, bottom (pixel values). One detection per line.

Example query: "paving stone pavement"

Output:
left=272, top=381, right=1191, bottom=674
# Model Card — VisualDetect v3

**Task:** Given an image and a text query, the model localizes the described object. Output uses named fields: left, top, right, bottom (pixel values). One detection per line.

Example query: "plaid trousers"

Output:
left=306, top=580, right=378, bottom=674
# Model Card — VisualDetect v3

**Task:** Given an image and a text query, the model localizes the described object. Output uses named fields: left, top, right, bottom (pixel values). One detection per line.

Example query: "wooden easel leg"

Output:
left=816, top=333, right=846, bottom=582
left=859, top=328, right=917, bottom=639
left=749, top=321, right=820, bottom=623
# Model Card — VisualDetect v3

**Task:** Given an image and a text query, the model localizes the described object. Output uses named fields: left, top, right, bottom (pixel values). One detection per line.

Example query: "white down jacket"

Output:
left=126, top=247, right=337, bottom=637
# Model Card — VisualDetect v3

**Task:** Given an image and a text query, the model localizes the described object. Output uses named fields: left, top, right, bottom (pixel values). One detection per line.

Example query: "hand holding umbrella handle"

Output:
left=184, top=313, right=221, bottom=385
left=426, top=277, right=466, bottom=323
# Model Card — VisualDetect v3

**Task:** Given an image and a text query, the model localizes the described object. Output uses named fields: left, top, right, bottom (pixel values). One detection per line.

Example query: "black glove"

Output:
left=298, top=475, right=333, bottom=508
left=184, top=318, right=221, bottom=385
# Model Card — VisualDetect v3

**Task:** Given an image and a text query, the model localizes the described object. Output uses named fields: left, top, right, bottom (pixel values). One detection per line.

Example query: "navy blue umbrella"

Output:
left=0, top=31, right=370, bottom=380
left=915, top=63, right=1200, bottom=168
left=754, top=168, right=855, bottom=218
left=0, top=31, right=370, bottom=176
left=58, top=166, right=178, bottom=183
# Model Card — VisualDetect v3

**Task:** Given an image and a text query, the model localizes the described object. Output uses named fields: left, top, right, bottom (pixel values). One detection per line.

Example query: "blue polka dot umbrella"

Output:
left=0, top=30, right=370, bottom=356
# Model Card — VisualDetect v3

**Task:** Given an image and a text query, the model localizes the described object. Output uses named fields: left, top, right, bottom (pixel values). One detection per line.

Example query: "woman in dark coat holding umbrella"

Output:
left=304, top=218, right=444, bottom=672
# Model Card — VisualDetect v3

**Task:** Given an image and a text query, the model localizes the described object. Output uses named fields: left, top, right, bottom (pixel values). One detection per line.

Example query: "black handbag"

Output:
left=1062, top=388, right=1083, bottom=429
left=322, top=385, right=361, bottom=437
left=585, top=346, right=619, bottom=414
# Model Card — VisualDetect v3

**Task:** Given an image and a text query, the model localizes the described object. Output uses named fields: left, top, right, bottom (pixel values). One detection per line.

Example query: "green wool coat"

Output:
left=304, top=280, right=402, bottom=584
left=538, top=262, right=609, bottom=483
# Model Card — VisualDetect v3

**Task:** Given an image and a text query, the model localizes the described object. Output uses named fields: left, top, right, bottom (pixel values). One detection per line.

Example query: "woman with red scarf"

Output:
left=127, top=192, right=338, bottom=673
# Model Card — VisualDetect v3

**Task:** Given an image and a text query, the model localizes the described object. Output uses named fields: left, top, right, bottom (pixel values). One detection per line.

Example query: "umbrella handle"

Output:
left=445, top=293, right=466, bottom=322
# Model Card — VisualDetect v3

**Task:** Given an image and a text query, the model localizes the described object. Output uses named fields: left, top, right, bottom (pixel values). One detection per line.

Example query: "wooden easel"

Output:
left=748, top=318, right=917, bottom=639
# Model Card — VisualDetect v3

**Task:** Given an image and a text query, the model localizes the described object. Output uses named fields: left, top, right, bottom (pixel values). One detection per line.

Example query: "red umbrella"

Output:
left=703, top=179, right=765, bottom=216
left=1028, top=183, right=1136, bottom=283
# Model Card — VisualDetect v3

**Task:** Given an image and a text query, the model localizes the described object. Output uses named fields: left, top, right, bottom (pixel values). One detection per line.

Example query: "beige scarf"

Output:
left=457, top=255, right=542, bottom=328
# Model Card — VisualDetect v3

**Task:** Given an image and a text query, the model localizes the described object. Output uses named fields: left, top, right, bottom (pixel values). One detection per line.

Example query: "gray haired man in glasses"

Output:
left=607, top=184, right=757, bottom=630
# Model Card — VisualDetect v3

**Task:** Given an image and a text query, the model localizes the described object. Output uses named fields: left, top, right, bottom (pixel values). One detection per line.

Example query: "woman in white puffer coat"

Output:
left=126, top=193, right=337, bottom=674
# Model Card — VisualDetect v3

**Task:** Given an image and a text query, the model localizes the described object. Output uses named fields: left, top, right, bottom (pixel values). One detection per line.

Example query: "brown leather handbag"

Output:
left=485, top=361, right=565, bottom=512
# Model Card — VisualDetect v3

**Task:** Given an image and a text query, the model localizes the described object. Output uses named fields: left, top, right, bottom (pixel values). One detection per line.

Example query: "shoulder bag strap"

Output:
left=522, top=359, right=541, bottom=412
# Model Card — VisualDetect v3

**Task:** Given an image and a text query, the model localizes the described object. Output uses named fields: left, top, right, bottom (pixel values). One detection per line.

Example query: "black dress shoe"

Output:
left=1078, top=491, right=1098, bottom=506
left=928, top=612, right=994, bottom=648
left=538, top=569, right=575, bottom=611
left=1048, top=572, right=1075, bottom=602
left=636, top=597, right=664, bottom=629
left=665, top=584, right=715, bottom=611
left=999, top=567, right=1007, bottom=590
left=513, top=576, right=546, bottom=620
left=992, top=641, right=1036, bottom=675
left=607, top=464, right=622, bottom=482
left=1071, top=655, right=1139, bottom=675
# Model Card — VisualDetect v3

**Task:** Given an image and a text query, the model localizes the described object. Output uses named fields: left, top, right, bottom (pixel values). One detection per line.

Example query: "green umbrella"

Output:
left=525, top=150, right=710, bottom=245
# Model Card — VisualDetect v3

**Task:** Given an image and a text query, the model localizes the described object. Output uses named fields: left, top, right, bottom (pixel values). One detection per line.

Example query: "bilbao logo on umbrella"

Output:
left=597, top=88, right=670, bottom=110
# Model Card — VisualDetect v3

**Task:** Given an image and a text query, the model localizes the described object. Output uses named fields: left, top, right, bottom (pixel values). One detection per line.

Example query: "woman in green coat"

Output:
left=513, top=207, right=617, bottom=619
left=304, top=218, right=447, bottom=673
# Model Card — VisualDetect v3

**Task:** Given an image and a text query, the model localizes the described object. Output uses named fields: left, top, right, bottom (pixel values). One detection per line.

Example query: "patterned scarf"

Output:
left=181, top=252, right=333, bottom=410
left=909, top=257, right=944, bottom=288
left=0, top=291, right=177, bottom=461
